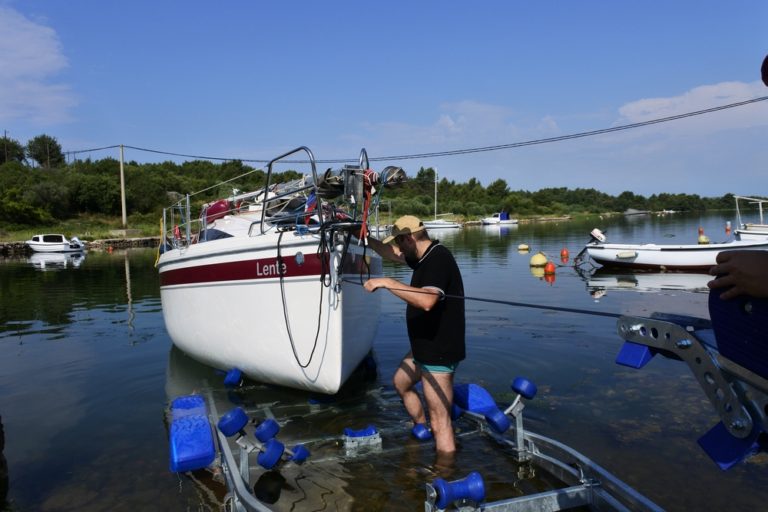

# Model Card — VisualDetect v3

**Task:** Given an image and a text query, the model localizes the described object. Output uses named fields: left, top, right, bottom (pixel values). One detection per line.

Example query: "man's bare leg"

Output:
left=421, top=370, right=456, bottom=453
left=393, top=352, right=426, bottom=425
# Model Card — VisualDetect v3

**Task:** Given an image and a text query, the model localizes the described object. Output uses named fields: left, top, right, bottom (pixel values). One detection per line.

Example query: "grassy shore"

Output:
left=0, top=214, right=160, bottom=243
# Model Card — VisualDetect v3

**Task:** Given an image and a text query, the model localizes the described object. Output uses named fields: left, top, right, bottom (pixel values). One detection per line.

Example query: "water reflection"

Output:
left=576, top=267, right=711, bottom=298
left=0, top=249, right=159, bottom=335
left=0, top=415, right=7, bottom=509
left=28, top=251, right=86, bottom=271
left=2, top=213, right=768, bottom=511
left=480, top=223, right=519, bottom=239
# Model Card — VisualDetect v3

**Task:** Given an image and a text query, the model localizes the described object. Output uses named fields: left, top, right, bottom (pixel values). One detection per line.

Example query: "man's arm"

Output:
left=364, top=235, right=406, bottom=264
left=708, top=250, right=768, bottom=299
left=363, top=277, right=442, bottom=311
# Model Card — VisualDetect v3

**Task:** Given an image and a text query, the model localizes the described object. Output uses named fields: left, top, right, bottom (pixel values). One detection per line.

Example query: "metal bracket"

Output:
left=617, top=316, right=754, bottom=438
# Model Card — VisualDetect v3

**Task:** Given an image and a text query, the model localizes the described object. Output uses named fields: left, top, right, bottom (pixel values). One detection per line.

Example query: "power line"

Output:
left=67, top=96, right=768, bottom=164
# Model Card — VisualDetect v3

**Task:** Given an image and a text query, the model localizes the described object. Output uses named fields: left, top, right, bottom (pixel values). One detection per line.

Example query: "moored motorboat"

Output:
left=733, top=195, right=768, bottom=240
left=157, top=147, right=406, bottom=394
left=25, top=234, right=85, bottom=253
left=735, top=223, right=768, bottom=240
left=480, top=212, right=518, bottom=225
left=582, top=228, right=768, bottom=271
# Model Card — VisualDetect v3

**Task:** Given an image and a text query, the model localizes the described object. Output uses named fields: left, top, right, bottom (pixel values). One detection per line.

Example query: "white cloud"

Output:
left=358, top=100, right=523, bottom=151
left=342, top=81, right=767, bottom=194
left=0, top=6, right=76, bottom=124
left=616, top=81, right=768, bottom=134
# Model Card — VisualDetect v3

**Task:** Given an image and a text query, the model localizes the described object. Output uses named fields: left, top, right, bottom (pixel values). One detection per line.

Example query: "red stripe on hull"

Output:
left=160, top=253, right=328, bottom=286
left=160, top=252, right=380, bottom=287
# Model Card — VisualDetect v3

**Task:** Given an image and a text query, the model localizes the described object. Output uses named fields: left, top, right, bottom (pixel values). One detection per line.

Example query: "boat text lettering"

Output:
left=256, top=261, right=287, bottom=277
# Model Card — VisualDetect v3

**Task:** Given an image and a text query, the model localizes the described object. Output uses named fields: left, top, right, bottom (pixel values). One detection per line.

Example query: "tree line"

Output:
left=1, top=134, right=65, bottom=169
left=0, top=133, right=743, bottom=229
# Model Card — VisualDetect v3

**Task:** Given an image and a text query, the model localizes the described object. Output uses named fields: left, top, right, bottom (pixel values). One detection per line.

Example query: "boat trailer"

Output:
left=170, top=376, right=662, bottom=511
left=167, top=290, right=768, bottom=510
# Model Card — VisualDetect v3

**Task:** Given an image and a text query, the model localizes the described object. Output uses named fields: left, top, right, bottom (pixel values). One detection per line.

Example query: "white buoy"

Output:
left=529, top=252, right=547, bottom=267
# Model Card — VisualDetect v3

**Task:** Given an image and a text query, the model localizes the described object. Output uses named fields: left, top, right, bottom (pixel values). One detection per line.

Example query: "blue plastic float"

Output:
left=168, top=394, right=215, bottom=473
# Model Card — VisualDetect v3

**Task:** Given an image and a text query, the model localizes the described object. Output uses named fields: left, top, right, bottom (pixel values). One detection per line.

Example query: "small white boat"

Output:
left=583, top=228, right=768, bottom=271
left=733, top=195, right=768, bottom=240
left=423, top=218, right=461, bottom=229
left=157, top=147, right=406, bottom=394
left=736, top=223, right=768, bottom=240
left=25, top=234, right=86, bottom=253
left=480, top=212, right=518, bottom=225
left=623, top=208, right=649, bottom=216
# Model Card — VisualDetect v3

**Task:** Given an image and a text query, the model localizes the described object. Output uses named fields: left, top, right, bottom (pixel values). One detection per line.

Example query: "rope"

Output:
left=68, top=96, right=768, bottom=164
left=277, top=231, right=323, bottom=368
left=340, top=278, right=621, bottom=319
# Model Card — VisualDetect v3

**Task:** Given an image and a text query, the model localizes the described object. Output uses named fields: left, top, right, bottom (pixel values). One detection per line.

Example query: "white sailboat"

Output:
left=157, top=147, right=407, bottom=394
left=422, top=170, right=461, bottom=229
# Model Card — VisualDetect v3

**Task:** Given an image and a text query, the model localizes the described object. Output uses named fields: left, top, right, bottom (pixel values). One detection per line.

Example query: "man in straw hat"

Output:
left=363, top=215, right=465, bottom=455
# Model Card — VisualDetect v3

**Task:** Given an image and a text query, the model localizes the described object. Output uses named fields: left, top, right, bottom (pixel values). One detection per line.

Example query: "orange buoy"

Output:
left=544, top=261, right=556, bottom=275
left=544, top=273, right=556, bottom=285
left=560, top=247, right=569, bottom=263
left=698, top=226, right=704, bottom=236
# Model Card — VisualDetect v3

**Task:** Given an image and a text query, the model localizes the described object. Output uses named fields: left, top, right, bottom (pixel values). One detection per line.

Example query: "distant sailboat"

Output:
left=422, top=170, right=461, bottom=229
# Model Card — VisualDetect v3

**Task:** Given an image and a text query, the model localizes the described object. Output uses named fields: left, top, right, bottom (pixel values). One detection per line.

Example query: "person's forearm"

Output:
left=364, top=277, right=441, bottom=310
left=365, top=236, right=404, bottom=263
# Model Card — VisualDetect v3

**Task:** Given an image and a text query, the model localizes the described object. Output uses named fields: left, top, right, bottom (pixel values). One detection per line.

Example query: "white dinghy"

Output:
left=582, top=228, right=768, bottom=271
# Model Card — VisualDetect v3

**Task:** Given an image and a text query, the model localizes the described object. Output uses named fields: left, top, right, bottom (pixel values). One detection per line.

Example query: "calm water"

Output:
left=2, top=213, right=767, bottom=511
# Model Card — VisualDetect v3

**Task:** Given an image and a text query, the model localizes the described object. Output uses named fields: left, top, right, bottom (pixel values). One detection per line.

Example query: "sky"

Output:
left=1, top=1, right=767, bottom=198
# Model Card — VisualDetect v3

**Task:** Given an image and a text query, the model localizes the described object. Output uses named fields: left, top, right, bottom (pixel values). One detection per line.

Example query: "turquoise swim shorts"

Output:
left=413, top=359, right=459, bottom=374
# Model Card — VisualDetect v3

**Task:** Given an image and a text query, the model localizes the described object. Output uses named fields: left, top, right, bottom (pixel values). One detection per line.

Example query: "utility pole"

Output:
left=119, top=145, right=127, bottom=228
